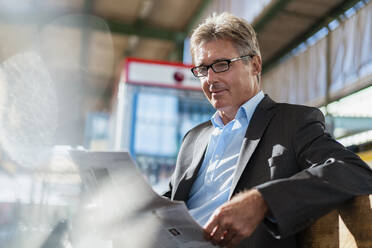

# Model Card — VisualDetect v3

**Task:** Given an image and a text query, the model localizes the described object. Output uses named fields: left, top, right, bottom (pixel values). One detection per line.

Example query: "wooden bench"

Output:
left=298, top=195, right=372, bottom=248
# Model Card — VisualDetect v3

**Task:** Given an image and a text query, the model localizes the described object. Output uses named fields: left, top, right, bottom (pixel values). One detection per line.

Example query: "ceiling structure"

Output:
left=254, top=0, right=365, bottom=73
left=0, top=0, right=363, bottom=110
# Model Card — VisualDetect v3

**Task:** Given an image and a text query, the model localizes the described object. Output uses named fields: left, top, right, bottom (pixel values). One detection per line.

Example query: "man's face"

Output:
left=194, top=39, right=260, bottom=114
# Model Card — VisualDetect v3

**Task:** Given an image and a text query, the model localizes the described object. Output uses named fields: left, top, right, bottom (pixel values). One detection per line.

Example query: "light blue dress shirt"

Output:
left=186, top=91, right=265, bottom=226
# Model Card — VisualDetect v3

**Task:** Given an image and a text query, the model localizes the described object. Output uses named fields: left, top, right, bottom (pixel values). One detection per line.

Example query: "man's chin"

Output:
left=211, top=101, right=225, bottom=110
left=214, top=104, right=232, bottom=112
left=211, top=98, right=228, bottom=108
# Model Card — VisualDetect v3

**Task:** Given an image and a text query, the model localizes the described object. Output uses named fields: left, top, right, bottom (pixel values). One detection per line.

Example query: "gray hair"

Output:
left=190, top=12, right=261, bottom=62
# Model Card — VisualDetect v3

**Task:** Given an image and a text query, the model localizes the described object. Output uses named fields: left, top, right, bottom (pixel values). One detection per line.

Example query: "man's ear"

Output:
left=251, top=55, right=262, bottom=76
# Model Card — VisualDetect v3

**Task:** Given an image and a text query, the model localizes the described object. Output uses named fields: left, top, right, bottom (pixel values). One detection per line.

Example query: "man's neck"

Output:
left=217, top=107, right=238, bottom=125
left=216, top=91, right=263, bottom=125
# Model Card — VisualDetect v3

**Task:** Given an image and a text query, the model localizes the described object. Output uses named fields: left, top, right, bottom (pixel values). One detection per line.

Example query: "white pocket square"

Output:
left=272, top=144, right=287, bottom=157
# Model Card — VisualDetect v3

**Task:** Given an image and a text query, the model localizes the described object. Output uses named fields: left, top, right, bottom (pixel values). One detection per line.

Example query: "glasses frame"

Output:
left=191, top=54, right=254, bottom=77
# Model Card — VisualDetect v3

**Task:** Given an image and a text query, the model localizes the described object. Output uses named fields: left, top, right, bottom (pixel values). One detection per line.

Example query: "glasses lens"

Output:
left=212, top=61, right=229, bottom=72
left=192, top=66, right=207, bottom=77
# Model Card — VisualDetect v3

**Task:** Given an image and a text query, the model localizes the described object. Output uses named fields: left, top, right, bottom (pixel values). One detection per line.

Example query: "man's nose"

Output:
left=206, top=67, right=217, bottom=84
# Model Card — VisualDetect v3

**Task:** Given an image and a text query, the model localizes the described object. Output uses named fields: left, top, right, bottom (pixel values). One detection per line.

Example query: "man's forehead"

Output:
left=193, top=39, right=238, bottom=64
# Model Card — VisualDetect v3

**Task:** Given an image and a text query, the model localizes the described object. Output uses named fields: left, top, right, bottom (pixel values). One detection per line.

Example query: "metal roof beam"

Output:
left=253, top=0, right=293, bottom=32
left=168, top=0, right=213, bottom=62
left=185, top=0, right=213, bottom=35
left=0, top=0, right=214, bottom=53
left=76, top=18, right=187, bottom=42
left=0, top=11, right=186, bottom=42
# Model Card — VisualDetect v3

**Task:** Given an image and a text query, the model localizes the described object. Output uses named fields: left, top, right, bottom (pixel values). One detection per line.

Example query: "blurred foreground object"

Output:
left=69, top=150, right=213, bottom=248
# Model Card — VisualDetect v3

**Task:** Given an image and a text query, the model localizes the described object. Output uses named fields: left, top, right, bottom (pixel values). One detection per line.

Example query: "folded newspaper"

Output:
left=69, top=150, right=213, bottom=248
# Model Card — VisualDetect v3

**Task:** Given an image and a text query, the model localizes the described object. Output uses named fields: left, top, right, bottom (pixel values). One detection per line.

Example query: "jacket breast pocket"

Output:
left=268, top=155, right=285, bottom=168
left=267, top=144, right=288, bottom=178
left=268, top=144, right=287, bottom=166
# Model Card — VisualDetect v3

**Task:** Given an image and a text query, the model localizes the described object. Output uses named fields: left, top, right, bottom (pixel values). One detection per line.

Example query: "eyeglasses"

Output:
left=191, top=55, right=254, bottom=77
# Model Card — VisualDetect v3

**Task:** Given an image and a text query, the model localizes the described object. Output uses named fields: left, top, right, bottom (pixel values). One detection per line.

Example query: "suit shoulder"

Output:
left=276, top=102, right=323, bottom=115
left=273, top=102, right=325, bottom=124
left=187, top=120, right=211, bottom=134
left=275, top=102, right=318, bottom=111
left=192, top=120, right=212, bottom=130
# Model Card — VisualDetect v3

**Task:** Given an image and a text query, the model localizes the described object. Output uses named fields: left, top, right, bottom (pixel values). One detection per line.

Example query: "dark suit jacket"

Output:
left=163, top=95, right=372, bottom=248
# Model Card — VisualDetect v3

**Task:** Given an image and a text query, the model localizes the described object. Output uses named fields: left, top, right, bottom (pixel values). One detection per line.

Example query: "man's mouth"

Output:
left=211, top=89, right=227, bottom=95
left=209, top=83, right=227, bottom=96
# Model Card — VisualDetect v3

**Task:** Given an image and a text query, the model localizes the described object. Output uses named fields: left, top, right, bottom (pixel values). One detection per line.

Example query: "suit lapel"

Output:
left=172, top=124, right=214, bottom=200
left=229, top=96, right=276, bottom=199
left=185, top=124, right=213, bottom=179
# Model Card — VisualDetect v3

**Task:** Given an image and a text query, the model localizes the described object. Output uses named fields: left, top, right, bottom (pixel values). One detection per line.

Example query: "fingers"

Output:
left=226, top=233, right=245, bottom=248
left=203, top=190, right=268, bottom=247
left=211, top=223, right=229, bottom=245
left=218, top=229, right=236, bottom=247
left=206, top=225, right=238, bottom=247
left=203, top=213, right=219, bottom=241
left=210, top=224, right=229, bottom=246
left=209, top=228, right=242, bottom=248
left=204, top=211, right=237, bottom=247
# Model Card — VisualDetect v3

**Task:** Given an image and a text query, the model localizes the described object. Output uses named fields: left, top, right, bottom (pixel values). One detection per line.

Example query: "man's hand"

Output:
left=203, top=189, right=268, bottom=248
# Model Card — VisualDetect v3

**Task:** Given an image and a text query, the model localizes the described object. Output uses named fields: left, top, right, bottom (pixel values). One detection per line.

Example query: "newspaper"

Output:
left=69, top=150, right=213, bottom=248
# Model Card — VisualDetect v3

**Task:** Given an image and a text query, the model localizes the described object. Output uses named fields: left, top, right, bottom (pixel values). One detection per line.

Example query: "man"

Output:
left=163, top=12, right=372, bottom=248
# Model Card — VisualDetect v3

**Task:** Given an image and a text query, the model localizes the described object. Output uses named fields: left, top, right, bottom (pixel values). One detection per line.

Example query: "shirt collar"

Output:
left=211, top=91, right=265, bottom=128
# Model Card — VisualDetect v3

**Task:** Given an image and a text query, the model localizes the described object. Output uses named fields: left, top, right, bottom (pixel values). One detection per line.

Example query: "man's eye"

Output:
left=214, top=61, right=228, bottom=69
